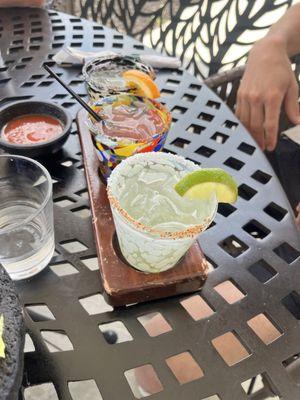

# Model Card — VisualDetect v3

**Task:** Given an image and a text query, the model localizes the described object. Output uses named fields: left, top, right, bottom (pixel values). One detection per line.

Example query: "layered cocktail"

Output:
left=87, top=94, right=171, bottom=179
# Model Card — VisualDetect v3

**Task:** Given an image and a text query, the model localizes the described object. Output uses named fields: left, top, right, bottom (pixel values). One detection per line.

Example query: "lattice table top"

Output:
left=0, top=8, right=299, bottom=400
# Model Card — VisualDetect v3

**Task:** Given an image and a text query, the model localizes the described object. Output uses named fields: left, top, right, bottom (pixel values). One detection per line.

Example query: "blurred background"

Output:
left=53, top=0, right=300, bottom=79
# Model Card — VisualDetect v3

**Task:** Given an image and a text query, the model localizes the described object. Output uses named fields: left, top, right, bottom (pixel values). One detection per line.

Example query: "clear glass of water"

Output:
left=107, top=152, right=217, bottom=273
left=0, top=155, right=54, bottom=280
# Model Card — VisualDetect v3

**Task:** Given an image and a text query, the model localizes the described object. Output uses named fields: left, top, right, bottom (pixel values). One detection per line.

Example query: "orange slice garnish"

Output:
left=123, top=69, right=160, bottom=99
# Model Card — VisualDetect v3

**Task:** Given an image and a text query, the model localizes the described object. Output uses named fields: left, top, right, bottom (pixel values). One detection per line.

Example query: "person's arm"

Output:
left=268, top=4, right=300, bottom=57
left=236, top=4, right=300, bottom=151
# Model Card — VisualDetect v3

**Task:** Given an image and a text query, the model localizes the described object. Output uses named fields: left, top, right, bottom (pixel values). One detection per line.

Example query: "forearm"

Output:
left=264, top=4, right=300, bottom=57
left=237, top=4, right=300, bottom=152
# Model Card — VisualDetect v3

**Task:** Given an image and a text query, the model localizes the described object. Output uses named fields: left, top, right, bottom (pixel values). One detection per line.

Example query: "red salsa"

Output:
left=2, top=114, right=63, bottom=145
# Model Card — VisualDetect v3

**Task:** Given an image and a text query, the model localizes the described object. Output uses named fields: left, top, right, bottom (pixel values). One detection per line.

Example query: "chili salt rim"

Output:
left=107, top=152, right=218, bottom=239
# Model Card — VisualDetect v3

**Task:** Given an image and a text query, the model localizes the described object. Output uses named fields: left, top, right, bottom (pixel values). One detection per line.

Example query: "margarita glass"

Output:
left=107, top=152, right=217, bottom=273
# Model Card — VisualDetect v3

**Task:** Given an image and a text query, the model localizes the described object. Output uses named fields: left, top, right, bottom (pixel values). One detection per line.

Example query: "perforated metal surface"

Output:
left=0, top=8, right=299, bottom=400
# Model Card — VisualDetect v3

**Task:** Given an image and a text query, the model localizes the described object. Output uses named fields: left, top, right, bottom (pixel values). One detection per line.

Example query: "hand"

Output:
left=296, top=203, right=300, bottom=227
left=236, top=36, right=300, bottom=151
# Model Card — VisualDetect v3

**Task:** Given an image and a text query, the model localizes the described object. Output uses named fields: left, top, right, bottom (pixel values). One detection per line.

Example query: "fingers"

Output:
left=284, top=79, right=300, bottom=125
left=238, top=95, right=251, bottom=131
left=296, top=210, right=300, bottom=228
left=235, top=96, right=242, bottom=120
left=237, top=89, right=266, bottom=150
left=296, top=203, right=300, bottom=227
left=237, top=88, right=284, bottom=151
left=264, top=92, right=283, bottom=151
left=249, top=100, right=265, bottom=150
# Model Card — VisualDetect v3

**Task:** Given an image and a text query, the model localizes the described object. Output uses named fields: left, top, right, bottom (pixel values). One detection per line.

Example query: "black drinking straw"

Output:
left=43, top=64, right=102, bottom=122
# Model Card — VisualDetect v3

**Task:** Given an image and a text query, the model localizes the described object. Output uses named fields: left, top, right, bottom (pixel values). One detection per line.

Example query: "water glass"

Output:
left=0, top=155, right=54, bottom=280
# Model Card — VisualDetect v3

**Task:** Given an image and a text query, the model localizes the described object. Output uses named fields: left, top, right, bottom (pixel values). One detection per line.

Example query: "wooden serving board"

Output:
left=77, top=109, right=208, bottom=306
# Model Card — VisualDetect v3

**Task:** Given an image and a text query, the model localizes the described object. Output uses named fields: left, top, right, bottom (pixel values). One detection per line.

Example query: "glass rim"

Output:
left=0, top=154, right=52, bottom=234
left=82, top=54, right=156, bottom=91
left=107, top=152, right=218, bottom=239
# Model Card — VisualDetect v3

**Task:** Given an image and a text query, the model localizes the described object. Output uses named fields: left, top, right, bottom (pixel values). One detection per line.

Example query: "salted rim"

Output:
left=107, top=152, right=218, bottom=239
left=86, top=95, right=172, bottom=144
left=0, top=155, right=52, bottom=235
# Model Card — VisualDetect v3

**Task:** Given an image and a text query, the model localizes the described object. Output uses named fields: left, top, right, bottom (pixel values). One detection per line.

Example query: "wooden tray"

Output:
left=77, top=109, right=208, bottom=306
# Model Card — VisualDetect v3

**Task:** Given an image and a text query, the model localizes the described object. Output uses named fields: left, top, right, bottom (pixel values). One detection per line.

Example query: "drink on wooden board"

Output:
left=87, top=94, right=171, bottom=179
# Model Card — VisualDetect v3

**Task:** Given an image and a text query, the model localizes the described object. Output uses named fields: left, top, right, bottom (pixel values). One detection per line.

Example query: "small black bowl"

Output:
left=0, top=100, right=72, bottom=158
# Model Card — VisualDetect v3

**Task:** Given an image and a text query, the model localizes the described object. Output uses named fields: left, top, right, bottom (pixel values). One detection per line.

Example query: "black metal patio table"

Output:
left=0, top=8, right=300, bottom=400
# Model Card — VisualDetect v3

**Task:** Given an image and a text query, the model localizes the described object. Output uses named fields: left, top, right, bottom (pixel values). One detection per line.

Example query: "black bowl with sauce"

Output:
left=0, top=100, right=72, bottom=158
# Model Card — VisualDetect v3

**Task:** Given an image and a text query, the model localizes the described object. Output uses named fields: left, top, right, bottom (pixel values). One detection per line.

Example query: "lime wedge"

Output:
left=175, top=168, right=238, bottom=203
